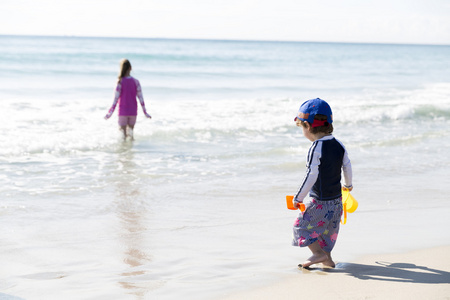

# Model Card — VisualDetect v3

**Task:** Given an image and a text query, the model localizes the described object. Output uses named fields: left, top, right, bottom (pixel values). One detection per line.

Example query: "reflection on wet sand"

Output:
left=113, top=145, right=152, bottom=298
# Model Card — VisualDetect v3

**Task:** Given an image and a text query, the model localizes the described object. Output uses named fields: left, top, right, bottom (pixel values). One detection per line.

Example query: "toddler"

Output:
left=291, top=98, right=353, bottom=268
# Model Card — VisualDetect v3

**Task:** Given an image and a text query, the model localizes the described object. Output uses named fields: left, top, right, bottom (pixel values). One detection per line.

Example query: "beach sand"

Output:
left=221, top=245, right=450, bottom=300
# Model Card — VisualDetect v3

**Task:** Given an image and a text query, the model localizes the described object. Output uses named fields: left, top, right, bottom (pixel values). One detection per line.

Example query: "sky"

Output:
left=1, top=0, right=450, bottom=45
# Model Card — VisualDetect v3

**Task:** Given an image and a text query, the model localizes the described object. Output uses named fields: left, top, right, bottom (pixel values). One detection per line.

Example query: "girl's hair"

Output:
left=299, top=114, right=333, bottom=134
left=117, top=59, right=132, bottom=84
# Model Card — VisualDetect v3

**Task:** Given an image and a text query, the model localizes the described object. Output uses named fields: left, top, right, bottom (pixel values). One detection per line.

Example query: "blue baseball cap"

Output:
left=294, top=98, right=333, bottom=127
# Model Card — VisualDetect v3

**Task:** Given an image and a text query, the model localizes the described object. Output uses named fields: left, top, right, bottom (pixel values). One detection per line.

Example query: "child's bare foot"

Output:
left=301, top=253, right=328, bottom=268
left=322, top=252, right=336, bottom=268
left=322, top=258, right=336, bottom=268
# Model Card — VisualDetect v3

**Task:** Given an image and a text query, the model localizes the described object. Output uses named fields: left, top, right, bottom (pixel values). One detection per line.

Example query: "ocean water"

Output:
left=1, top=35, right=450, bottom=299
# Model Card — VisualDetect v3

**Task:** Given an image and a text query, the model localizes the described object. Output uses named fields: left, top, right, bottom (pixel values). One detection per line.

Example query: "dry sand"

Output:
left=221, top=245, right=450, bottom=300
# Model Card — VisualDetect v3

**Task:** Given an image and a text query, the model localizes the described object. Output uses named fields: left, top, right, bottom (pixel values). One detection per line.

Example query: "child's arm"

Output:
left=294, top=143, right=320, bottom=204
left=342, top=148, right=353, bottom=191
left=135, top=79, right=151, bottom=118
left=104, top=83, right=121, bottom=119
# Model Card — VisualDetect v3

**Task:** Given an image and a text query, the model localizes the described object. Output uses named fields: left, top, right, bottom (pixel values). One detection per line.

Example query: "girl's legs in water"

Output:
left=118, top=116, right=136, bottom=140
left=120, top=126, right=127, bottom=140
left=127, top=125, right=134, bottom=140
left=120, top=125, right=134, bottom=140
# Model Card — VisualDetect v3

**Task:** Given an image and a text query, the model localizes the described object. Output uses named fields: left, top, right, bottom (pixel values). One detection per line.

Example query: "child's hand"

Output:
left=104, top=113, right=112, bottom=120
left=144, top=111, right=152, bottom=119
left=293, top=201, right=302, bottom=209
left=294, top=201, right=306, bottom=212
left=343, top=185, right=353, bottom=192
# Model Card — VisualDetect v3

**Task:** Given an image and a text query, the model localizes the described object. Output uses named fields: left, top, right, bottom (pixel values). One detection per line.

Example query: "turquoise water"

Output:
left=1, top=35, right=450, bottom=299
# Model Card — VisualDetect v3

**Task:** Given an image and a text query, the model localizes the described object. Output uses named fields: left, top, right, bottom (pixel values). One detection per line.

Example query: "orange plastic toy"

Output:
left=286, top=195, right=305, bottom=212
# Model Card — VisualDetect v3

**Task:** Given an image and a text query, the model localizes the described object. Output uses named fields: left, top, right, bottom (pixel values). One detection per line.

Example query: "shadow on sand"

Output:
left=304, top=261, right=450, bottom=284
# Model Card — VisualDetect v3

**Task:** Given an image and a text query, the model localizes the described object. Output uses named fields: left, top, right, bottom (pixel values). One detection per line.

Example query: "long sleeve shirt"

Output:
left=106, top=76, right=148, bottom=117
left=294, top=135, right=352, bottom=202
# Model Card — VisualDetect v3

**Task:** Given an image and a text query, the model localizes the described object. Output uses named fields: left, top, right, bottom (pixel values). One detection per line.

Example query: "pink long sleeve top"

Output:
left=106, top=76, right=148, bottom=117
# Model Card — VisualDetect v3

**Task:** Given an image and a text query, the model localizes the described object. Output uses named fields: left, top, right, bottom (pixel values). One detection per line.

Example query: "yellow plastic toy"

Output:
left=341, top=188, right=358, bottom=224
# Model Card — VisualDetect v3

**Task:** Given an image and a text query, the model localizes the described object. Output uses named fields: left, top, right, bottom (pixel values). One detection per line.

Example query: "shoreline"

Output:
left=220, top=245, right=450, bottom=300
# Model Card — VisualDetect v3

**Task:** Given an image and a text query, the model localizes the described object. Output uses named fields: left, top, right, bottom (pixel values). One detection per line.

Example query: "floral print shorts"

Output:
left=292, top=197, right=343, bottom=252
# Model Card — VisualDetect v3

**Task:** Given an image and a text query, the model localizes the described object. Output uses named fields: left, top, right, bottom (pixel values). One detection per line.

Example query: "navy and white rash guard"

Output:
left=294, top=135, right=352, bottom=202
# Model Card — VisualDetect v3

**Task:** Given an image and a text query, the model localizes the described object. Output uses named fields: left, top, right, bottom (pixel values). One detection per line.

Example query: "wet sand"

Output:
left=221, top=245, right=450, bottom=300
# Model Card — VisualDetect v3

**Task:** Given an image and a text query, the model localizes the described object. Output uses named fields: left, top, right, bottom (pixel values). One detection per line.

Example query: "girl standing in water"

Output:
left=105, top=59, right=151, bottom=140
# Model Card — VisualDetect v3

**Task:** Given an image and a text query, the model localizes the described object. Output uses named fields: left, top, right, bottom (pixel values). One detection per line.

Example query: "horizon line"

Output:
left=1, top=33, right=449, bottom=47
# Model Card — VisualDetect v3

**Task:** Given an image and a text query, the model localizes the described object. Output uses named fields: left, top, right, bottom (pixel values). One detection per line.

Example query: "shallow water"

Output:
left=1, top=36, right=450, bottom=299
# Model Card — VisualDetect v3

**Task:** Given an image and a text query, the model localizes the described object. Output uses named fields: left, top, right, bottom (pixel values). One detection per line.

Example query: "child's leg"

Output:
left=127, top=125, right=134, bottom=140
left=323, top=251, right=335, bottom=268
left=126, top=116, right=137, bottom=140
left=319, top=200, right=342, bottom=268
left=118, top=116, right=128, bottom=140
left=302, top=241, right=328, bottom=268
left=120, top=125, right=127, bottom=140
left=302, top=242, right=336, bottom=268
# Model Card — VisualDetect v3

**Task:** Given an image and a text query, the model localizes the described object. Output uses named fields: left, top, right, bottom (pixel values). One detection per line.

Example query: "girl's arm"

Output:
left=135, top=79, right=151, bottom=118
left=105, top=83, right=121, bottom=119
